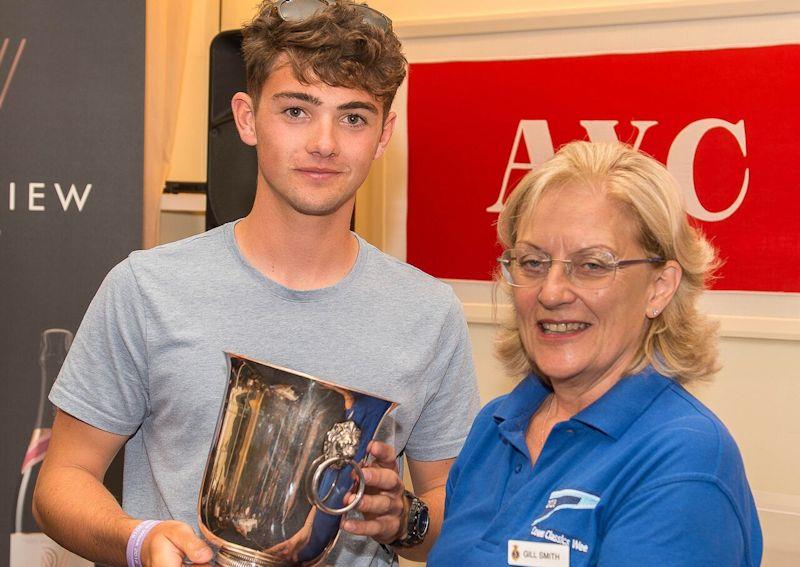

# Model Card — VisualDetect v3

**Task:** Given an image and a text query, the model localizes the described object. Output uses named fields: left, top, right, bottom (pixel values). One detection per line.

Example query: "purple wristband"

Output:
left=126, top=520, right=162, bottom=567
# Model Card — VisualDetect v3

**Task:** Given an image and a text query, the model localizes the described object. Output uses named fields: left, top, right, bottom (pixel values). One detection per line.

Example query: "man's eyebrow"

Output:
left=272, top=92, right=321, bottom=105
left=270, top=93, right=378, bottom=115
left=338, top=101, right=379, bottom=114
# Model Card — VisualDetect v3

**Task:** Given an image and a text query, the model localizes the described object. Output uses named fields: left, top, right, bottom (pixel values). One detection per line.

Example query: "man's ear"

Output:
left=231, top=92, right=257, bottom=147
left=373, top=111, right=397, bottom=161
left=647, top=260, right=682, bottom=319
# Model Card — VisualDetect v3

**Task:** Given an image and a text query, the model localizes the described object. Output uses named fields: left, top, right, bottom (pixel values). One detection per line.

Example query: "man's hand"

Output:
left=141, top=520, right=214, bottom=566
left=341, top=441, right=406, bottom=544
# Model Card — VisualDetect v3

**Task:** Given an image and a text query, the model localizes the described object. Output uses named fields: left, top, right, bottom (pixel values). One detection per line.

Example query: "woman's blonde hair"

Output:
left=496, top=141, right=720, bottom=384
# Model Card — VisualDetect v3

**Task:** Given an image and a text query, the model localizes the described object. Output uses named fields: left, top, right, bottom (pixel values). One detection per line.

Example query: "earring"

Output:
left=652, top=309, right=659, bottom=317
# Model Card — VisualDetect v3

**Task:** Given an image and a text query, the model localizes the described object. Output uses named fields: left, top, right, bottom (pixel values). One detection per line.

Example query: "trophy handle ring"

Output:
left=310, top=457, right=366, bottom=515
left=305, top=455, right=345, bottom=505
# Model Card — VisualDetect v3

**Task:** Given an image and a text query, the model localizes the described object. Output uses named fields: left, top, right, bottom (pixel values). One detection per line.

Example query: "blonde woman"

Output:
left=430, top=141, right=761, bottom=566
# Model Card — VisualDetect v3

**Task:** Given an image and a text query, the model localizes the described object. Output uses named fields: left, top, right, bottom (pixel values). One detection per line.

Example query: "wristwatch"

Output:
left=391, top=490, right=430, bottom=548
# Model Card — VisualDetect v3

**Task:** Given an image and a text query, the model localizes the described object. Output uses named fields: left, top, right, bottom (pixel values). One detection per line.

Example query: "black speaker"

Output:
left=206, top=30, right=257, bottom=230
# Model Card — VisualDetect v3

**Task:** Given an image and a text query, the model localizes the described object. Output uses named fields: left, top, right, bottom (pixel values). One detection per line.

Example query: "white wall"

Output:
left=158, top=1, right=217, bottom=245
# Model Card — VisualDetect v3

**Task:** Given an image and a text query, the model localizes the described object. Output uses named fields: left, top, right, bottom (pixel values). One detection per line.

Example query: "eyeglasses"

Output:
left=497, top=247, right=665, bottom=290
left=276, top=0, right=392, bottom=31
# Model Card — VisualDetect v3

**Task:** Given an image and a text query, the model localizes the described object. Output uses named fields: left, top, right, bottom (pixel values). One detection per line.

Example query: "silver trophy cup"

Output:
left=198, top=354, right=397, bottom=566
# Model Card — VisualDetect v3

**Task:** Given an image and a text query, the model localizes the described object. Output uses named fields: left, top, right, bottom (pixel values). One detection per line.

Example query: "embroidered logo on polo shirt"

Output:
left=529, top=489, right=598, bottom=555
left=532, top=488, right=600, bottom=527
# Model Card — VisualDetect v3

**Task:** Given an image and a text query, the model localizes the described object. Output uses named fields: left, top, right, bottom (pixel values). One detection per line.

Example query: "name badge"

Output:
left=508, top=540, right=569, bottom=567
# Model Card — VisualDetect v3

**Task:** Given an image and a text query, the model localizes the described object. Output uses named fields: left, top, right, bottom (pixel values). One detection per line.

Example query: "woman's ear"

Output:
left=647, top=260, right=682, bottom=318
left=231, top=92, right=257, bottom=147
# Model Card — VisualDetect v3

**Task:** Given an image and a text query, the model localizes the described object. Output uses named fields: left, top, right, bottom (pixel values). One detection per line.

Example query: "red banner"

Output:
left=406, top=45, right=800, bottom=292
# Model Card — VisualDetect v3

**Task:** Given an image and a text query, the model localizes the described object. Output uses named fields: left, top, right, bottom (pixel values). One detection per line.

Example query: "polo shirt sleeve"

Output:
left=402, top=293, right=480, bottom=462
left=597, top=478, right=750, bottom=566
left=49, top=258, right=149, bottom=436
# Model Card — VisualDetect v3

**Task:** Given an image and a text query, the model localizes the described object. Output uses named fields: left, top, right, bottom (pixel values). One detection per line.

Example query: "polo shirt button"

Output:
left=514, top=464, right=523, bottom=473
left=566, top=429, right=574, bottom=434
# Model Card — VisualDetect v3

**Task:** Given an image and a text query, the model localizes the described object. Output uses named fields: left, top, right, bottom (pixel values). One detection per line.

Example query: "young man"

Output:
left=32, top=2, right=479, bottom=566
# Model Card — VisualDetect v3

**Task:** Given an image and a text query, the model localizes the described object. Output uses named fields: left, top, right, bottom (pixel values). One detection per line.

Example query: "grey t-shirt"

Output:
left=50, top=222, right=479, bottom=566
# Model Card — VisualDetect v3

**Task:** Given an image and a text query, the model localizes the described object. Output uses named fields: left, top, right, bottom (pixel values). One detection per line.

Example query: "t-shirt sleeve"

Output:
left=403, top=293, right=480, bottom=462
left=598, top=478, right=751, bottom=566
left=49, top=258, right=149, bottom=436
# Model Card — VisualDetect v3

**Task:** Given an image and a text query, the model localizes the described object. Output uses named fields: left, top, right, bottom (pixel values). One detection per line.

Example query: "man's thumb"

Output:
left=184, top=537, right=214, bottom=563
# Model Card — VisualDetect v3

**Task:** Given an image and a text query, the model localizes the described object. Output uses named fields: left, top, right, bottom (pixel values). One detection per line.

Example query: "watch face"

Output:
left=417, top=506, right=430, bottom=536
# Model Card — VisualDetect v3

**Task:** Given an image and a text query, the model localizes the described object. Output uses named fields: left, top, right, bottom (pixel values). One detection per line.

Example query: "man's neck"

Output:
left=234, top=190, right=359, bottom=291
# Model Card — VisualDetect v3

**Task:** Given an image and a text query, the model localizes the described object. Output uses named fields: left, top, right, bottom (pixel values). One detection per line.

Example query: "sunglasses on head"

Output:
left=276, top=0, right=391, bottom=31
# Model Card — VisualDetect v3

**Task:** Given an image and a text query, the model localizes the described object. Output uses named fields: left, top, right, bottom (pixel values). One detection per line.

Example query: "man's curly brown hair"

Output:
left=241, top=1, right=407, bottom=114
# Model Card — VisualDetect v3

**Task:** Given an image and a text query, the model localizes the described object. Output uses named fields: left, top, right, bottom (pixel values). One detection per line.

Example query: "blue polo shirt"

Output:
left=428, top=367, right=762, bottom=566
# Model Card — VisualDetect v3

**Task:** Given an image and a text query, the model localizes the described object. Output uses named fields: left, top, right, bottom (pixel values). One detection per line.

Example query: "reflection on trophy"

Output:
left=198, top=353, right=397, bottom=566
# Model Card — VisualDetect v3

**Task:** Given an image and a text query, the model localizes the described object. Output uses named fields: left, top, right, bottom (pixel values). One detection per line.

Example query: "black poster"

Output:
left=0, top=2, right=144, bottom=564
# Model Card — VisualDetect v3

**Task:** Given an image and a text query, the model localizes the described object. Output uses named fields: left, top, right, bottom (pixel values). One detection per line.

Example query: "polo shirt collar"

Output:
left=493, top=375, right=551, bottom=426
left=492, top=376, right=550, bottom=459
left=572, top=366, right=671, bottom=439
left=493, top=366, right=672, bottom=441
